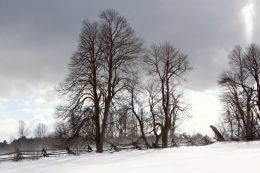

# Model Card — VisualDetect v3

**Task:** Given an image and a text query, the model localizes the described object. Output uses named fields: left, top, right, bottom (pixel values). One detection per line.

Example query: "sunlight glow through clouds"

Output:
left=180, top=88, right=222, bottom=136
left=241, top=0, right=255, bottom=42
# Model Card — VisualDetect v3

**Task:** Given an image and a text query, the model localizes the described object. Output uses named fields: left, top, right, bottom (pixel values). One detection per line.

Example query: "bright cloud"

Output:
left=0, top=86, right=59, bottom=141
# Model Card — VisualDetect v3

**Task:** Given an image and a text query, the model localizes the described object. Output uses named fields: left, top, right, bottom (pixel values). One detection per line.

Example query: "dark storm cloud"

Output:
left=0, top=0, right=254, bottom=97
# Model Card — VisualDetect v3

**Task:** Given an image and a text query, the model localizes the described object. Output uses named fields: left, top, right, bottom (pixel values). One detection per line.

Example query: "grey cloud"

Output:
left=0, top=0, right=255, bottom=97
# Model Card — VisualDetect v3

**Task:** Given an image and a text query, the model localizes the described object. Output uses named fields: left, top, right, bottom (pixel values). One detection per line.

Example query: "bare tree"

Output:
left=126, top=71, right=151, bottom=148
left=219, top=44, right=260, bottom=140
left=34, top=123, right=47, bottom=138
left=145, top=42, right=191, bottom=148
left=17, top=120, right=26, bottom=138
left=146, top=82, right=161, bottom=147
left=243, top=44, right=260, bottom=111
left=96, top=9, right=144, bottom=152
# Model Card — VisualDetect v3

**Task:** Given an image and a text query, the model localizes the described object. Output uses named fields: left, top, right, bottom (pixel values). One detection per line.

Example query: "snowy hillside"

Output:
left=1, top=141, right=260, bottom=173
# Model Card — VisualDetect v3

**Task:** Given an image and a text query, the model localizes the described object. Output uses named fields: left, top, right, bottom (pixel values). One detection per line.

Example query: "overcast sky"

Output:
left=0, top=0, right=258, bottom=141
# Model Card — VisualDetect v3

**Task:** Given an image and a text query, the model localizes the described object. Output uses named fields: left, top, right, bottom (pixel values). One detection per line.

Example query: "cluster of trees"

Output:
left=56, top=9, right=191, bottom=152
left=0, top=121, right=53, bottom=154
left=219, top=44, right=260, bottom=141
left=17, top=120, right=47, bottom=139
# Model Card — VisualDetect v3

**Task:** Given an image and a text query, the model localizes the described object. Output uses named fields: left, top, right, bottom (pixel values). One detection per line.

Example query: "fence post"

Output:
left=41, top=147, right=49, bottom=157
left=13, top=148, right=23, bottom=161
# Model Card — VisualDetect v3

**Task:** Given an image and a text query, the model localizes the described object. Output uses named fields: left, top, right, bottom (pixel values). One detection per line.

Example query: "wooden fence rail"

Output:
left=0, top=138, right=213, bottom=163
left=0, top=147, right=93, bottom=163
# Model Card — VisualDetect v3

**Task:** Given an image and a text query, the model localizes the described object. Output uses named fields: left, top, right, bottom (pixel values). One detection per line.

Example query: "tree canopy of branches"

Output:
left=57, top=9, right=143, bottom=152
left=219, top=44, right=260, bottom=141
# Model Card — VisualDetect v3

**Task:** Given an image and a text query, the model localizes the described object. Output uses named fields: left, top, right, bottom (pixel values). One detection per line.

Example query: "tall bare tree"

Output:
left=145, top=42, right=191, bottom=148
left=57, top=9, right=143, bottom=152
left=219, top=44, right=260, bottom=140
left=57, top=19, right=102, bottom=148
left=96, top=10, right=143, bottom=152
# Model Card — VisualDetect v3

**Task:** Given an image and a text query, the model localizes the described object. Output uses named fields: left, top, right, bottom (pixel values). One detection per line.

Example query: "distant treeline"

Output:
left=0, top=136, right=61, bottom=154
left=0, top=132, right=212, bottom=155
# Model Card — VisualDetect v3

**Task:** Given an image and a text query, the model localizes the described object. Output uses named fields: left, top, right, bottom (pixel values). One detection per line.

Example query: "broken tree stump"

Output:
left=210, top=125, right=225, bottom=141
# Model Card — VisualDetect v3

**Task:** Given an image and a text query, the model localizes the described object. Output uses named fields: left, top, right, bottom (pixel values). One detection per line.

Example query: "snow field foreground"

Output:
left=1, top=141, right=260, bottom=173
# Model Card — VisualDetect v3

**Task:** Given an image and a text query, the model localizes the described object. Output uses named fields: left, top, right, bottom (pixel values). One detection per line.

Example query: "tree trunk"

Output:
left=161, top=128, right=169, bottom=148
left=140, top=123, right=151, bottom=148
left=153, top=134, right=161, bottom=148
left=94, top=112, right=100, bottom=149
left=97, top=96, right=111, bottom=152
left=131, top=93, right=151, bottom=148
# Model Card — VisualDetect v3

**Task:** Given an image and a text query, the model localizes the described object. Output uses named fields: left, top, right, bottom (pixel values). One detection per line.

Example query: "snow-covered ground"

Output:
left=1, top=141, right=260, bottom=173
